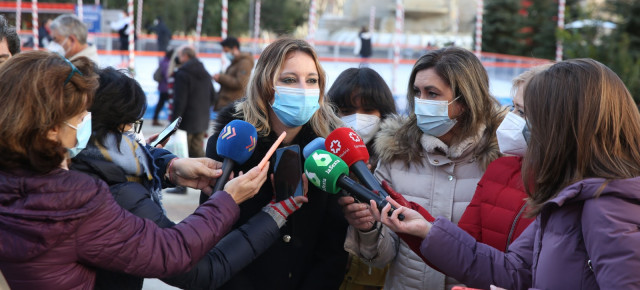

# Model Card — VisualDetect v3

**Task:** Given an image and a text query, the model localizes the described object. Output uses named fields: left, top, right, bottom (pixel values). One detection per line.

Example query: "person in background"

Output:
left=353, top=26, right=372, bottom=66
left=167, top=45, right=215, bottom=194
left=0, top=14, right=20, bottom=66
left=0, top=50, right=268, bottom=290
left=153, top=48, right=174, bottom=126
left=207, top=38, right=349, bottom=290
left=326, top=67, right=396, bottom=290
left=48, top=14, right=99, bottom=64
left=341, top=47, right=504, bottom=290
left=71, top=66, right=309, bottom=290
left=38, top=18, right=52, bottom=48
left=148, top=16, right=172, bottom=53
left=375, top=58, right=640, bottom=289
left=213, top=36, right=254, bottom=111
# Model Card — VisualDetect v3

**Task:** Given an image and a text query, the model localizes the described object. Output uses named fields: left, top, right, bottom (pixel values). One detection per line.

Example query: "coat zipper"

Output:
left=506, top=203, right=527, bottom=249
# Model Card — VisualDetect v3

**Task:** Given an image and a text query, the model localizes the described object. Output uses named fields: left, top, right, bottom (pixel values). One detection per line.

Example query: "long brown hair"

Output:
left=523, top=58, right=640, bottom=215
left=236, top=38, right=341, bottom=137
left=0, top=51, right=98, bottom=172
left=395, top=47, right=502, bottom=168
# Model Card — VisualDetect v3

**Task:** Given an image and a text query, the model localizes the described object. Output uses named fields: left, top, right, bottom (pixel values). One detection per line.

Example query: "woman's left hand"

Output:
left=168, top=158, right=223, bottom=195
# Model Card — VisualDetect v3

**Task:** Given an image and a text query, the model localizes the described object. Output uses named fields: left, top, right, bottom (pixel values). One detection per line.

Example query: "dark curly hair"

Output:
left=0, top=14, right=20, bottom=56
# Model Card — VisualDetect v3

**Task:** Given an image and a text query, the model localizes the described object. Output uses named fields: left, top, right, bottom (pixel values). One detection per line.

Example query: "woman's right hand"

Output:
left=374, top=197, right=432, bottom=239
left=338, top=195, right=377, bottom=231
left=223, top=162, right=269, bottom=204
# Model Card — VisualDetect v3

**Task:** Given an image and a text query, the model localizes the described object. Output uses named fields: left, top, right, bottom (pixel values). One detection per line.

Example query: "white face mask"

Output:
left=496, top=111, right=528, bottom=156
left=414, top=97, right=460, bottom=137
left=340, top=113, right=381, bottom=144
left=46, top=38, right=69, bottom=57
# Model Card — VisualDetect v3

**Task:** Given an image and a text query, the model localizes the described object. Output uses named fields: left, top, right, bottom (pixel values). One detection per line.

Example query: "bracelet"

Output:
left=166, top=158, right=178, bottom=184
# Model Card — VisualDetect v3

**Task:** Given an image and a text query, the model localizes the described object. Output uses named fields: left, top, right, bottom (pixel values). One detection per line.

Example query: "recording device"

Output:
left=150, top=117, right=182, bottom=148
left=303, top=137, right=326, bottom=159
left=304, top=149, right=404, bottom=220
left=325, top=127, right=390, bottom=197
left=271, top=145, right=304, bottom=202
left=212, top=120, right=258, bottom=192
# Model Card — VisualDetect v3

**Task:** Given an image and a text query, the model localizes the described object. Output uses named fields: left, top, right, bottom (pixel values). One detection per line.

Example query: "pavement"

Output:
left=139, top=119, right=210, bottom=290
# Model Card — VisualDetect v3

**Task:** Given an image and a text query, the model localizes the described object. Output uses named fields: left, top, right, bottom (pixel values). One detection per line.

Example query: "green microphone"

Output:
left=304, top=150, right=404, bottom=220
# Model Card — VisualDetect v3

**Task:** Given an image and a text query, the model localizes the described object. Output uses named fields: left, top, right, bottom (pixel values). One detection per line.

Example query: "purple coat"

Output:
left=421, top=177, right=640, bottom=289
left=0, top=168, right=239, bottom=290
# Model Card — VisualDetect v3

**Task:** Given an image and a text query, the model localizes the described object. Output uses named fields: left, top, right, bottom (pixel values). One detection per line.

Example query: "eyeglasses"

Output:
left=133, top=119, right=144, bottom=134
left=507, top=105, right=526, bottom=119
left=62, top=56, right=83, bottom=86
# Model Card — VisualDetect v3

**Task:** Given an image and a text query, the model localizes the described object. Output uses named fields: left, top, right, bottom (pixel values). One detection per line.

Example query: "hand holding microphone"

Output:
left=304, top=149, right=404, bottom=220
left=212, top=120, right=258, bottom=193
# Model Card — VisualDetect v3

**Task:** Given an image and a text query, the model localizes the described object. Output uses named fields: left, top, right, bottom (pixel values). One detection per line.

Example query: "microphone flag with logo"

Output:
left=325, top=127, right=390, bottom=197
left=213, top=120, right=258, bottom=192
left=304, top=149, right=404, bottom=220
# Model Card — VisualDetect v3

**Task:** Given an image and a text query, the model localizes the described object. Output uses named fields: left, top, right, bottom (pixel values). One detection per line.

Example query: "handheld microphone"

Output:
left=325, top=127, right=389, bottom=197
left=213, top=120, right=258, bottom=192
left=303, top=137, right=326, bottom=159
left=304, top=149, right=404, bottom=220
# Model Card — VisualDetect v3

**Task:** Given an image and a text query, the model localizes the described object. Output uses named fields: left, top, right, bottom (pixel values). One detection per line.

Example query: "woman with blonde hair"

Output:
left=377, top=58, right=640, bottom=289
left=0, top=51, right=268, bottom=290
left=340, top=47, right=504, bottom=289
left=205, top=38, right=348, bottom=290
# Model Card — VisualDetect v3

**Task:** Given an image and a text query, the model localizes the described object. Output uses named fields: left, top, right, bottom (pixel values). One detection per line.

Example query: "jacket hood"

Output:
left=374, top=115, right=499, bottom=168
left=548, top=176, right=640, bottom=208
left=0, top=168, right=107, bottom=262
left=178, top=58, right=211, bottom=80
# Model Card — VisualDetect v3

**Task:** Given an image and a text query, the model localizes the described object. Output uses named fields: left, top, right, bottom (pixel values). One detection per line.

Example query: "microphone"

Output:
left=303, top=137, right=326, bottom=159
left=304, top=149, right=404, bottom=220
left=213, top=120, right=258, bottom=192
left=325, top=127, right=389, bottom=197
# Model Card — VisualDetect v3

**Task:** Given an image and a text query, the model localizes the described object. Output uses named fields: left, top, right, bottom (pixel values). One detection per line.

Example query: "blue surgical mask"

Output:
left=224, top=52, right=235, bottom=61
left=272, top=86, right=320, bottom=127
left=65, top=112, right=92, bottom=158
left=414, top=96, right=460, bottom=137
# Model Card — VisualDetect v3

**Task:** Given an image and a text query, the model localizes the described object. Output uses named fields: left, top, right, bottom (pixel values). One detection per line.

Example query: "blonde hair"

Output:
left=235, top=38, right=341, bottom=137
left=511, top=63, right=554, bottom=97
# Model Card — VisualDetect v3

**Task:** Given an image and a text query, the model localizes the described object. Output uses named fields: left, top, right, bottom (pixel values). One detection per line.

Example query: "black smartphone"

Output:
left=150, top=117, right=182, bottom=147
left=271, top=145, right=304, bottom=202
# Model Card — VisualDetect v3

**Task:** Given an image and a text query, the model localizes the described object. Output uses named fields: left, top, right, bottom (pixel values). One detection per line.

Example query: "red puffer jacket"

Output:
left=0, top=168, right=239, bottom=290
left=457, top=156, right=534, bottom=252
left=390, top=156, right=534, bottom=263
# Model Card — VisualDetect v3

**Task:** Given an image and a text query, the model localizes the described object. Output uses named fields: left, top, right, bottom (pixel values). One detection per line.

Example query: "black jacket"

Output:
left=206, top=105, right=349, bottom=290
left=172, top=58, right=216, bottom=133
left=71, top=146, right=283, bottom=290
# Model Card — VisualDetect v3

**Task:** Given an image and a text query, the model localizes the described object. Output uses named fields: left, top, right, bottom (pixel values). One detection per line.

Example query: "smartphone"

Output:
left=271, top=145, right=304, bottom=202
left=150, top=117, right=182, bottom=147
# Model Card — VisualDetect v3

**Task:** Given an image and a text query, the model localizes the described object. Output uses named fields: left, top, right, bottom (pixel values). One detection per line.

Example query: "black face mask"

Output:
left=174, top=56, right=181, bottom=65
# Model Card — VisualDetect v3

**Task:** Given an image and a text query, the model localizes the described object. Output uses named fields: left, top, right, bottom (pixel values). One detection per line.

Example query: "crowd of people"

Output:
left=1, top=12, right=640, bottom=290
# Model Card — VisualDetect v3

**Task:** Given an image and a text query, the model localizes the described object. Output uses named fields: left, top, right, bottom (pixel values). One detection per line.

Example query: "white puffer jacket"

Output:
left=344, top=116, right=500, bottom=290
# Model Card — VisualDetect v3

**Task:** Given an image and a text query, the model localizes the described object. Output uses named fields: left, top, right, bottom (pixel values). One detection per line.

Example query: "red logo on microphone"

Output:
left=330, top=140, right=341, bottom=154
left=349, top=132, right=361, bottom=143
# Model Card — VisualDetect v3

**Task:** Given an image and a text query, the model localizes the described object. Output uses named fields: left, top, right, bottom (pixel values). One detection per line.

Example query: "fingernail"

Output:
left=215, top=169, right=222, bottom=175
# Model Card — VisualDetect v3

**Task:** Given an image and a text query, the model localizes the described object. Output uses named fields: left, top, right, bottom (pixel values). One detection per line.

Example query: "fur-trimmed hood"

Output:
left=373, top=115, right=501, bottom=169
